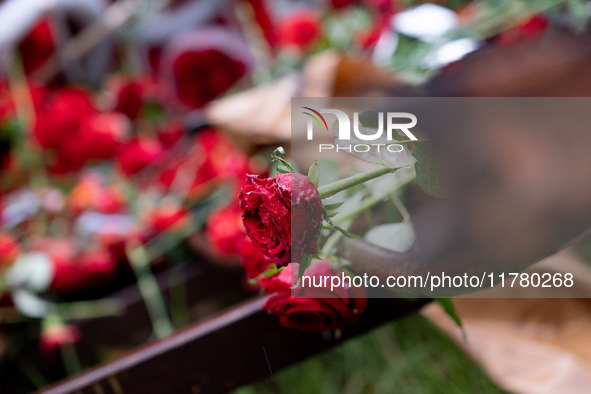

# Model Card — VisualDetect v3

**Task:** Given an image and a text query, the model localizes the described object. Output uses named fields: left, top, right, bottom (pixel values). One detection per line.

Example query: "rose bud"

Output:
left=261, top=260, right=367, bottom=332
left=240, top=173, right=323, bottom=267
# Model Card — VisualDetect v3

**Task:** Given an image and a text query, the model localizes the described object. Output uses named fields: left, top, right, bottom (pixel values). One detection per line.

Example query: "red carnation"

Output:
left=277, top=11, right=322, bottom=51
left=262, top=261, right=367, bottom=332
left=240, top=173, right=323, bottom=266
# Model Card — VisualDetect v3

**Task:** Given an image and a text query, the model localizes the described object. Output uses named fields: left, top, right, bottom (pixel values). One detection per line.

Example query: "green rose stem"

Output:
left=60, top=342, right=81, bottom=376
left=126, top=242, right=174, bottom=339
left=321, top=219, right=354, bottom=256
left=43, top=314, right=81, bottom=376
left=56, top=299, right=125, bottom=320
left=320, top=170, right=416, bottom=256
left=318, top=166, right=394, bottom=199
left=331, top=172, right=415, bottom=225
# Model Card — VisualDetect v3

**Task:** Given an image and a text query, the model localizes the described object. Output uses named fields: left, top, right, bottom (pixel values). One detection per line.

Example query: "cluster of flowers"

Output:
left=0, top=7, right=262, bottom=353
left=0, top=0, right=557, bottom=354
left=237, top=173, right=368, bottom=332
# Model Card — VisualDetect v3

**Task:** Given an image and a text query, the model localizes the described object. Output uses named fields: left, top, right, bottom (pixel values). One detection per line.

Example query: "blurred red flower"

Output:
left=33, top=87, right=95, bottom=151
left=0, top=233, right=19, bottom=269
left=277, top=11, right=322, bottom=51
left=147, top=204, right=190, bottom=234
left=238, top=237, right=274, bottom=280
left=495, top=15, right=549, bottom=46
left=262, top=261, right=367, bottom=332
left=43, top=238, right=118, bottom=294
left=108, top=76, right=146, bottom=121
left=206, top=203, right=244, bottom=256
left=18, top=17, right=56, bottom=75
left=69, top=176, right=126, bottom=214
left=117, top=137, right=164, bottom=176
left=40, top=324, right=81, bottom=354
left=330, top=0, right=360, bottom=9
left=172, top=49, right=247, bottom=109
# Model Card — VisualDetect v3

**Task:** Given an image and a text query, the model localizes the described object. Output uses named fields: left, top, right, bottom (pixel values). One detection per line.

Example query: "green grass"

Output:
left=234, top=313, right=505, bottom=394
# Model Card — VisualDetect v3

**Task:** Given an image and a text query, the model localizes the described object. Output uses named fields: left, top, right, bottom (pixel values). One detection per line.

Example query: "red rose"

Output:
left=243, top=0, right=278, bottom=50
left=0, top=233, right=19, bottom=269
left=40, top=324, right=81, bottom=354
left=157, top=129, right=251, bottom=199
left=207, top=203, right=244, bottom=256
left=262, top=261, right=367, bottom=332
left=158, top=120, right=185, bottom=148
left=69, top=176, right=126, bottom=214
left=278, top=11, right=322, bottom=51
left=147, top=204, right=190, bottom=234
left=238, top=237, right=274, bottom=279
left=75, top=112, right=129, bottom=160
left=33, top=87, right=95, bottom=151
left=240, top=173, right=323, bottom=266
left=495, top=15, right=548, bottom=46
left=117, top=137, right=164, bottom=176
left=107, top=76, right=145, bottom=121
left=354, top=27, right=382, bottom=51
left=171, top=49, right=247, bottom=109
left=18, top=17, right=56, bottom=75
left=330, top=0, right=359, bottom=9
left=44, top=238, right=118, bottom=293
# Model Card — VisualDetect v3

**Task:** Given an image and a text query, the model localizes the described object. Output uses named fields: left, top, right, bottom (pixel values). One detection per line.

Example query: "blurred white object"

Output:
left=8, top=252, right=54, bottom=317
left=426, top=38, right=479, bottom=69
left=393, top=4, right=458, bottom=41
left=135, top=0, right=230, bottom=45
left=372, top=29, right=399, bottom=66
left=1, top=190, right=41, bottom=228
left=8, top=252, right=54, bottom=292
left=76, top=211, right=136, bottom=236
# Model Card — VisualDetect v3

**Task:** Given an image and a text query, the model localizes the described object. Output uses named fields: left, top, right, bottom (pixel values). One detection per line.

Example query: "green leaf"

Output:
left=358, top=111, right=381, bottom=129
left=275, top=164, right=292, bottom=174
left=364, top=222, right=415, bottom=253
left=323, top=220, right=359, bottom=239
left=271, top=147, right=295, bottom=174
left=323, top=201, right=345, bottom=211
left=567, top=0, right=590, bottom=33
left=308, top=161, right=319, bottom=188
left=298, top=254, right=314, bottom=282
left=435, top=298, right=467, bottom=342
left=413, top=142, right=444, bottom=198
